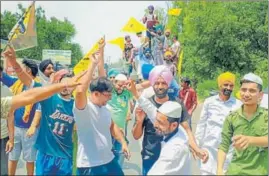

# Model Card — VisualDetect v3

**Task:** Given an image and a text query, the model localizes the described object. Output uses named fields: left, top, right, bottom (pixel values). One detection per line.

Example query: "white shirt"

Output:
left=260, top=94, right=268, bottom=109
left=73, top=100, right=114, bottom=167
left=1, top=84, right=13, bottom=139
left=171, top=41, right=180, bottom=56
left=137, top=96, right=191, bottom=175
left=195, top=95, right=242, bottom=174
left=148, top=125, right=191, bottom=175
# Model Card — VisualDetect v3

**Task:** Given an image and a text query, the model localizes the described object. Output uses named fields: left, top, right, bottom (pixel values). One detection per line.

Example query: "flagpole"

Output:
left=2, top=1, right=35, bottom=52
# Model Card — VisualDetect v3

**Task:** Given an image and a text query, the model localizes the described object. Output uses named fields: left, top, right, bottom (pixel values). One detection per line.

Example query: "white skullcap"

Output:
left=115, top=74, right=127, bottom=81
left=158, top=101, right=182, bottom=119
left=242, top=73, right=263, bottom=86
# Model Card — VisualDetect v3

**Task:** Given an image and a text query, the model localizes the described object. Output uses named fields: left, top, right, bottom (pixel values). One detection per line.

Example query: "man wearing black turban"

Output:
left=39, top=59, right=54, bottom=78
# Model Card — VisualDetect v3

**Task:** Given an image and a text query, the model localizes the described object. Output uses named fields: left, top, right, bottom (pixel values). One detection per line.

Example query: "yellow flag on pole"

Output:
left=8, top=1, right=37, bottom=51
left=168, top=8, right=182, bottom=16
left=177, top=50, right=184, bottom=76
left=108, top=37, right=125, bottom=51
left=121, top=17, right=147, bottom=33
left=73, top=38, right=102, bottom=75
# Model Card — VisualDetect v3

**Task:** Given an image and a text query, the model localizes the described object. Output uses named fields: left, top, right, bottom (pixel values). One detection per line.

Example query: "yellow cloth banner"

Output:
left=177, top=50, right=184, bottom=76
left=168, top=8, right=182, bottom=16
left=73, top=40, right=100, bottom=75
left=8, top=1, right=37, bottom=51
left=108, top=37, right=125, bottom=51
left=121, top=17, right=147, bottom=33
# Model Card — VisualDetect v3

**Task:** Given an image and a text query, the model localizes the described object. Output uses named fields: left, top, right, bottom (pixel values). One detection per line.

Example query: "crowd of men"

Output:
left=1, top=4, right=268, bottom=176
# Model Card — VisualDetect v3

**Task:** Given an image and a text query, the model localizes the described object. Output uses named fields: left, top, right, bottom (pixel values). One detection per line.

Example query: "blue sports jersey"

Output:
left=35, top=94, right=75, bottom=159
left=0, top=72, right=42, bottom=128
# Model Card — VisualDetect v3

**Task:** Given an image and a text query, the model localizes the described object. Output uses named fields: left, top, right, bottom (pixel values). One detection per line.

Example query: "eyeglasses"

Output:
left=101, top=92, right=112, bottom=98
left=109, top=76, right=115, bottom=79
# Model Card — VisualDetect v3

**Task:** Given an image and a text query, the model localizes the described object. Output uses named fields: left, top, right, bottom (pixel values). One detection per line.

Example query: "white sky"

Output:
left=1, top=1, right=167, bottom=63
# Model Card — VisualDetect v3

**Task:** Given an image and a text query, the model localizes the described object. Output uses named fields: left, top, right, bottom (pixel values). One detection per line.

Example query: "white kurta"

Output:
left=137, top=96, right=191, bottom=175
left=260, top=93, right=268, bottom=109
left=148, top=125, right=191, bottom=175
left=195, top=95, right=242, bottom=174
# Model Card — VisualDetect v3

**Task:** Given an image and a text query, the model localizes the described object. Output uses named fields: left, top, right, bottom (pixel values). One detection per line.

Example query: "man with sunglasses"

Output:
left=195, top=72, right=242, bottom=175
left=107, top=73, right=133, bottom=167
left=73, top=41, right=130, bottom=175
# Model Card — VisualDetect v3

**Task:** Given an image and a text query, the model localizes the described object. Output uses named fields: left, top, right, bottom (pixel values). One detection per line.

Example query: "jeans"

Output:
left=1, top=136, right=9, bottom=175
left=142, top=156, right=157, bottom=176
left=77, top=157, right=124, bottom=175
left=188, top=117, right=192, bottom=130
left=112, top=137, right=125, bottom=167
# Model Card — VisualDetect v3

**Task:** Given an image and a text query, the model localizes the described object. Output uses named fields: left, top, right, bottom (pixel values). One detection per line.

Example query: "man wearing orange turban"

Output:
left=195, top=71, right=242, bottom=175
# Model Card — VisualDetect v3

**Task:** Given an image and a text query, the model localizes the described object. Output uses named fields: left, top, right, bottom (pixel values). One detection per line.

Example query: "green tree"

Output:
left=169, top=1, right=268, bottom=99
left=0, top=3, right=83, bottom=67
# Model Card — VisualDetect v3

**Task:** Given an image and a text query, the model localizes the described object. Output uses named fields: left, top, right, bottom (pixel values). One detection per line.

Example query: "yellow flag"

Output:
left=177, top=50, right=184, bottom=76
left=73, top=38, right=102, bottom=75
left=8, top=1, right=37, bottom=51
left=168, top=8, right=182, bottom=16
left=108, top=37, right=125, bottom=51
left=121, top=17, right=146, bottom=33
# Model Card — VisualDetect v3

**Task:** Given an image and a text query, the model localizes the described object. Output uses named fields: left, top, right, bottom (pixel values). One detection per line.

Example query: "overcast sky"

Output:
left=1, top=1, right=167, bottom=63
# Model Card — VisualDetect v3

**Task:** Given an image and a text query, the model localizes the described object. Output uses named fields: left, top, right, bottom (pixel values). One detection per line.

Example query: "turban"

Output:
left=39, top=59, right=54, bottom=73
left=165, top=29, right=171, bottom=33
left=144, top=47, right=151, bottom=54
left=108, top=69, right=120, bottom=78
left=217, top=72, right=236, bottom=87
left=158, top=101, right=182, bottom=119
left=155, top=24, right=163, bottom=32
left=164, top=50, right=173, bottom=58
left=142, top=64, right=154, bottom=80
left=149, top=65, right=173, bottom=86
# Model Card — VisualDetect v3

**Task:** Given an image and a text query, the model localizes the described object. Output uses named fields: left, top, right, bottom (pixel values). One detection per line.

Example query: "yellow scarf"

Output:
left=10, top=78, right=40, bottom=123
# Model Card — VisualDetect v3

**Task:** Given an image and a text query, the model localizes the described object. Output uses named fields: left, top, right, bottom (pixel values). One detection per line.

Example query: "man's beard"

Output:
left=154, top=88, right=168, bottom=99
left=222, top=88, right=233, bottom=97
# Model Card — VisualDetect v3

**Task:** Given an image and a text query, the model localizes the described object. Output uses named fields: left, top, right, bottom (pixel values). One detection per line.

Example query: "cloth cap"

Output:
left=217, top=72, right=236, bottom=87
left=158, top=101, right=182, bottom=119
left=242, top=73, right=263, bottom=86
left=149, top=65, right=173, bottom=86
left=115, top=74, right=127, bottom=81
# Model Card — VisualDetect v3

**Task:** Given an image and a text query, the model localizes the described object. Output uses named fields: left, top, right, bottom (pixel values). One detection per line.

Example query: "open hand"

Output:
left=2, top=46, right=16, bottom=63
left=135, top=107, right=146, bottom=123
left=122, top=143, right=131, bottom=160
left=91, top=50, right=101, bottom=66
left=232, top=135, right=250, bottom=150
left=5, top=139, right=14, bottom=153
left=26, top=126, right=37, bottom=137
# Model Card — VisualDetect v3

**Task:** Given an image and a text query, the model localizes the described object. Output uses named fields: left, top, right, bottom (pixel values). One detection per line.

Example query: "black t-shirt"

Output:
left=140, top=95, right=190, bottom=160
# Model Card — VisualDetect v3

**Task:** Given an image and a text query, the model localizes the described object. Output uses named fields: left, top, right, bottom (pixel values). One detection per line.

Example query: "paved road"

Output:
left=16, top=104, right=204, bottom=175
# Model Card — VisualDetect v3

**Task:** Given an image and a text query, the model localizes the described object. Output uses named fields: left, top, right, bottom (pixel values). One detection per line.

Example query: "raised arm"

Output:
left=75, top=52, right=100, bottom=110
left=2, top=46, right=33, bottom=87
left=97, top=37, right=106, bottom=77
left=10, top=73, right=83, bottom=112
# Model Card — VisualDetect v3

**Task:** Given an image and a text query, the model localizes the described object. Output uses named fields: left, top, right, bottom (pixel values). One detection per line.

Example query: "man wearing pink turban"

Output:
left=132, top=65, right=209, bottom=175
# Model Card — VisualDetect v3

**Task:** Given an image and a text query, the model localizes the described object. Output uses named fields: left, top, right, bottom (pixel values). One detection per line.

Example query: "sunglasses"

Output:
left=109, top=76, right=115, bottom=79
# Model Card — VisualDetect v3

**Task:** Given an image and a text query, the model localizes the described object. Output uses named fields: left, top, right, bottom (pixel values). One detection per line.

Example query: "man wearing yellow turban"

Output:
left=195, top=71, right=242, bottom=175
